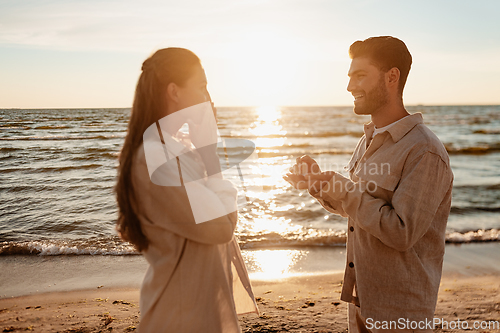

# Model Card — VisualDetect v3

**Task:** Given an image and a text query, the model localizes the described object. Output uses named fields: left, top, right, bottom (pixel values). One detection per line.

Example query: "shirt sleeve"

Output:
left=317, top=151, right=453, bottom=251
left=133, top=149, right=238, bottom=245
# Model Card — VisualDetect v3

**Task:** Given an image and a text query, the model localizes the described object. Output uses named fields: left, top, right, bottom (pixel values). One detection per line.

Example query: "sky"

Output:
left=0, top=0, right=499, bottom=108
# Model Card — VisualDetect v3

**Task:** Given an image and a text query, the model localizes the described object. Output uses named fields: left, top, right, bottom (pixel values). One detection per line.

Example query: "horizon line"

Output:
left=1, top=103, right=500, bottom=110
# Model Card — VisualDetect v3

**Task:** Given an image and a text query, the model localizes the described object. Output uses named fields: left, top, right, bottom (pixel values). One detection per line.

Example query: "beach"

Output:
left=1, top=242, right=499, bottom=332
left=1, top=106, right=500, bottom=331
left=2, top=276, right=499, bottom=333
left=1, top=0, right=500, bottom=327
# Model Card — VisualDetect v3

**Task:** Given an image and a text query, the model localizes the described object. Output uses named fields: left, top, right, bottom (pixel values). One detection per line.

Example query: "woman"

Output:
left=115, top=48, right=258, bottom=332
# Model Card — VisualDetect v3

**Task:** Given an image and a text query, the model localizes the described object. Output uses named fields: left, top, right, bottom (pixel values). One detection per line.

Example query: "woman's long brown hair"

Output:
left=115, top=48, right=201, bottom=252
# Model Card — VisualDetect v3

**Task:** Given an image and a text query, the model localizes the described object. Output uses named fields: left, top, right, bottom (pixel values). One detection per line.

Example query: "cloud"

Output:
left=0, top=0, right=276, bottom=52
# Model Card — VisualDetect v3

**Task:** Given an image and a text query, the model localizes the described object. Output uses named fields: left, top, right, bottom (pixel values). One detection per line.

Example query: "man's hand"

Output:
left=304, top=172, right=336, bottom=195
left=284, top=155, right=336, bottom=195
left=282, top=173, right=309, bottom=190
left=289, top=155, right=321, bottom=176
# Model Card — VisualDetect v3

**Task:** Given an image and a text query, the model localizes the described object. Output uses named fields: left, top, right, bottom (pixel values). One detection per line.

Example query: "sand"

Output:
left=1, top=243, right=500, bottom=332
left=0, top=272, right=499, bottom=332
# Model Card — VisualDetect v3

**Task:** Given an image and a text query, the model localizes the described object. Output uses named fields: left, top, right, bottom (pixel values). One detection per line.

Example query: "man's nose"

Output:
left=346, top=78, right=355, bottom=93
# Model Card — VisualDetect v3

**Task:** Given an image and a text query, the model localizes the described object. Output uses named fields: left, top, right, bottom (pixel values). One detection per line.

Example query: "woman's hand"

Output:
left=196, top=144, right=222, bottom=179
left=185, top=101, right=222, bottom=179
left=187, top=119, right=217, bottom=150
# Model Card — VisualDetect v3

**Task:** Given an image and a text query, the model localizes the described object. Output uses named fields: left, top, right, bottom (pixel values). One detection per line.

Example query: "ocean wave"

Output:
left=453, top=183, right=500, bottom=190
left=450, top=206, right=500, bottom=214
left=0, top=238, right=138, bottom=256
left=250, top=148, right=354, bottom=158
left=36, top=164, right=105, bottom=172
left=238, top=229, right=347, bottom=249
left=222, top=131, right=364, bottom=139
left=0, top=126, right=31, bottom=130
left=0, top=147, right=21, bottom=152
left=446, top=229, right=500, bottom=243
left=239, top=228, right=500, bottom=248
left=472, top=129, right=500, bottom=135
left=446, top=144, right=500, bottom=154
left=1, top=229, right=498, bottom=256
left=35, top=125, right=71, bottom=130
left=0, top=134, right=124, bottom=141
left=70, top=152, right=119, bottom=161
left=0, top=164, right=110, bottom=174
left=0, top=122, right=32, bottom=129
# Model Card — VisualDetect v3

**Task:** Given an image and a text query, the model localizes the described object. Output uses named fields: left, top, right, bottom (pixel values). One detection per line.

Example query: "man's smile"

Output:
left=353, top=93, right=365, bottom=101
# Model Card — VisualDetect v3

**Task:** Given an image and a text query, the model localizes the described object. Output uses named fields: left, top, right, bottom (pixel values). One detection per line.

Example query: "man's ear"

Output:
left=386, top=67, right=400, bottom=89
left=166, top=82, right=180, bottom=103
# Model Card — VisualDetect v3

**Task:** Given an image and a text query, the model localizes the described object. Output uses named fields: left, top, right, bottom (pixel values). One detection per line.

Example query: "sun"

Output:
left=255, top=106, right=280, bottom=122
left=212, top=27, right=305, bottom=106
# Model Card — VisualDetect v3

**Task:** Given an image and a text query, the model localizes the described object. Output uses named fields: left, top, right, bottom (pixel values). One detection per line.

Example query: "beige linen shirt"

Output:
left=313, top=113, right=453, bottom=322
left=132, top=136, right=258, bottom=333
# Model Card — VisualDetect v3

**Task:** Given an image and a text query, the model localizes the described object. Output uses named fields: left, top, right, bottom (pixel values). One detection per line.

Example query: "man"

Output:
left=284, top=36, right=453, bottom=333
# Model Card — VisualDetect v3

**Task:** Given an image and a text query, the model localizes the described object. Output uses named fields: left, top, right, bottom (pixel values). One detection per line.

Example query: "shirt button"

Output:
left=350, top=226, right=354, bottom=232
left=349, top=262, right=354, bottom=268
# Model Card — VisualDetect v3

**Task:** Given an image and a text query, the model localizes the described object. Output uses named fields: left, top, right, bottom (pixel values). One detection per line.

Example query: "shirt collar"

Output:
left=363, top=113, right=424, bottom=143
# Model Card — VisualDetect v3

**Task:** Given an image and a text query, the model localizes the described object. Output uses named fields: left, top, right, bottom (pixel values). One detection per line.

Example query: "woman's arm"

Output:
left=133, top=146, right=238, bottom=245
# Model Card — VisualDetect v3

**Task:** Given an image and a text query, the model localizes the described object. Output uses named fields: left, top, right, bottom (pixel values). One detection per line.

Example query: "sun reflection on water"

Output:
left=245, top=107, right=290, bottom=190
left=238, top=106, right=309, bottom=279
left=244, top=216, right=301, bottom=234
left=243, top=249, right=307, bottom=280
left=250, top=106, right=287, bottom=141
left=254, top=137, right=285, bottom=150
left=255, top=106, right=281, bottom=122
left=248, top=157, right=289, bottom=188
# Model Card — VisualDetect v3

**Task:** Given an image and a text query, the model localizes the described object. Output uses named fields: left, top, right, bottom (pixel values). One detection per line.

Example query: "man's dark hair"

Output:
left=349, top=36, right=412, bottom=95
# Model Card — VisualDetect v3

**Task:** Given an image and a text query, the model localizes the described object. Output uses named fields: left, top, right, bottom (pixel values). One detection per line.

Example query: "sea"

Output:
left=1, top=105, right=500, bottom=282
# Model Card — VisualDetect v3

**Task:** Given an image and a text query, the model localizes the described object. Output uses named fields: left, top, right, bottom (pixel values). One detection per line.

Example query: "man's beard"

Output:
left=353, top=75, right=389, bottom=115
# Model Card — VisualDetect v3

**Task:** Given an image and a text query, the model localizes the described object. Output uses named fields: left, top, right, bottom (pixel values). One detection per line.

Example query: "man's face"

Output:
left=347, top=57, right=389, bottom=116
